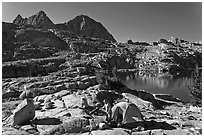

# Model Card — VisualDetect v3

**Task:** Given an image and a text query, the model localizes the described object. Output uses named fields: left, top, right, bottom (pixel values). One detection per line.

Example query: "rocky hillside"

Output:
left=2, top=22, right=17, bottom=52
left=2, top=26, right=69, bottom=62
left=13, top=11, right=54, bottom=28
left=3, top=11, right=117, bottom=62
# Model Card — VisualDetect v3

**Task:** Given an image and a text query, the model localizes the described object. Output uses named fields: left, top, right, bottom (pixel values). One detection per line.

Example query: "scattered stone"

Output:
left=2, top=88, right=21, bottom=99
left=131, top=130, right=151, bottom=135
left=89, top=76, right=97, bottom=86
left=91, top=128, right=130, bottom=135
left=187, top=115, right=197, bottom=120
left=197, top=128, right=202, bottom=134
left=98, top=122, right=110, bottom=130
left=89, top=119, right=98, bottom=130
left=189, top=106, right=202, bottom=113
left=83, top=132, right=93, bottom=135
left=132, top=125, right=145, bottom=132
left=55, top=84, right=67, bottom=92
left=181, top=121, right=194, bottom=128
left=66, top=82, right=78, bottom=89
left=44, top=95, right=52, bottom=103
left=44, top=101, right=55, bottom=109
left=61, top=112, right=71, bottom=117
left=162, top=119, right=180, bottom=126
left=86, top=85, right=101, bottom=93
left=81, top=77, right=91, bottom=83
left=40, top=117, right=89, bottom=135
left=159, top=128, right=195, bottom=135
left=33, top=94, right=46, bottom=103
left=2, top=126, right=29, bottom=135
left=77, top=81, right=91, bottom=90
left=81, top=97, right=89, bottom=108
left=62, top=94, right=83, bottom=109
left=54, top=90, right=72, bottom=98
left=34, top=102, right=42, bottom=110
left=160, top=111, right=170, bottom=116
left=20, top=125, right=39, bottom=135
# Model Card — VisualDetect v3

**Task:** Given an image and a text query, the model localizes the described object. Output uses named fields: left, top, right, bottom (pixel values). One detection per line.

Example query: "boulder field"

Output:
left=2, top=64, right=202, bottom=135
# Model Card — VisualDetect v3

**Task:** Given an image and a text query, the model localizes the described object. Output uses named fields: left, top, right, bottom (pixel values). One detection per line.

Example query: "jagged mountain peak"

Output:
left=16, top=14, right=23, bottom=19
left=73, top=14, right=97, bottom=23
left=77, top=14, right=89, bottom=18
left=13, top=14, right=24, bottom=25
left=37, top=10, right=46, bottom=15
left=12, top=10, right=54, bottom=28
left=35, top=10, right=50, bottom=19
left=12, top=11, right=116, bottom=42
left=64, top=14, right=116, bottom=42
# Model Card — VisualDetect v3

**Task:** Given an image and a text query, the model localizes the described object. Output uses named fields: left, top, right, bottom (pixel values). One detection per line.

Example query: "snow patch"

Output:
left=80, top=17, right=85, bottom=30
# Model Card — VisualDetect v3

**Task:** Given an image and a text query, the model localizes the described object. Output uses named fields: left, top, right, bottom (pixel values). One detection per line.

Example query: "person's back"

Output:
left=114, top=102, right=129, bottom=111
left=103, top=99, right=112, bottom=120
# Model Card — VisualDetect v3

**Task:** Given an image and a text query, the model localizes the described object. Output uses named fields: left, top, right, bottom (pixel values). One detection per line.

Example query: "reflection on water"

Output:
left=118, top=71, right=192, bottom=102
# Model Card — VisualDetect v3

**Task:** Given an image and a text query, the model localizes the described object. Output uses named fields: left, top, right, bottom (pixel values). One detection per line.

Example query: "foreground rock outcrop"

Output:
left=8, top=99, right=35, bottom=126
left=2, top=83, right=202, bottom=135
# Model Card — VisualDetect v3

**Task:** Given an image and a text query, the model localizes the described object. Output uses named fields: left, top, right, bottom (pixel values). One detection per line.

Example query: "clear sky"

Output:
left=2, top=2, right=202, bottom=43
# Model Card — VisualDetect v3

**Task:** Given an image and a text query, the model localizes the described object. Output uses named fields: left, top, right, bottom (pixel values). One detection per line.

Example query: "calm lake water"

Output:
left=117, top=71, right=194, bottom=103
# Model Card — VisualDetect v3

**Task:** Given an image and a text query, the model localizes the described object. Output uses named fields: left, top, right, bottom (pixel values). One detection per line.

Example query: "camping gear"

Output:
left=111, top=102, right=144, bottom=124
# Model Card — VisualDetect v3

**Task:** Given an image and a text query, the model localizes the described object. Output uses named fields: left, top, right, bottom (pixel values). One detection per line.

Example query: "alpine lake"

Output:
left=117, top=70, right=201, bottom=103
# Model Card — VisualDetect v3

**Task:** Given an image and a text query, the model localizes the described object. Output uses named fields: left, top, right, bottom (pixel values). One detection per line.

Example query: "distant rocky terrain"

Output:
left=2, top=11, right=202, bottom=135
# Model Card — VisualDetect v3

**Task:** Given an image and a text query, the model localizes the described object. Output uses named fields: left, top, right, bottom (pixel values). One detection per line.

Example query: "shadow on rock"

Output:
left=122, top=120, right=176, bottom=130
left=32, top=117, right=62, bottom=125
left=25, top=127, right=40, bottom=135
left=80, top=106, right=108, bottom=117
left=123, top=88, right=173, bottom=109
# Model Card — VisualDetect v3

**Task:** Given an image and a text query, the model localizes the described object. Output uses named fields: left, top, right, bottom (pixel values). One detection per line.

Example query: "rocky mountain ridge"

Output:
left=12, top=11, right=116, bottom=42
left=13, top=11, right=55, bottom=28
